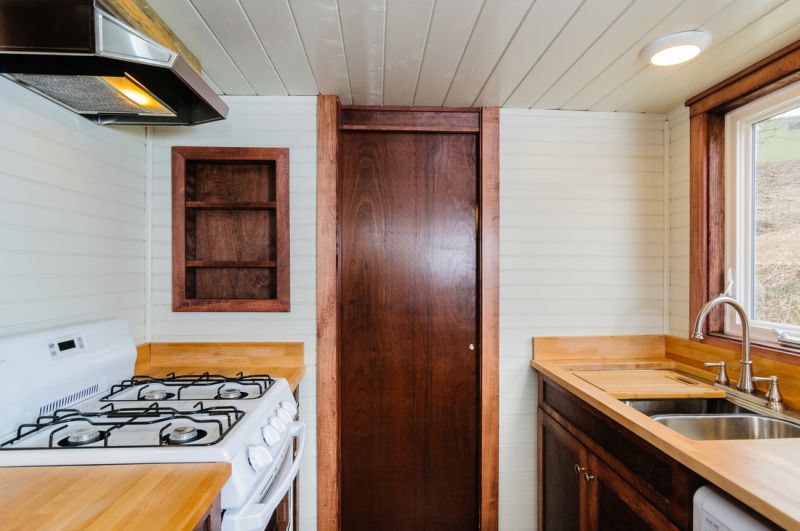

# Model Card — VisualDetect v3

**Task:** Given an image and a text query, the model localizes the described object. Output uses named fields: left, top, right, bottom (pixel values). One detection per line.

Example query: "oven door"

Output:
left=222, top=421, right=305, bottom=531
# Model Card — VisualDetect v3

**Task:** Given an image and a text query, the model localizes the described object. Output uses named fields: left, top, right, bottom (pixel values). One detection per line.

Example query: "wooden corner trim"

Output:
left=316, top=94, right=340, bottom=531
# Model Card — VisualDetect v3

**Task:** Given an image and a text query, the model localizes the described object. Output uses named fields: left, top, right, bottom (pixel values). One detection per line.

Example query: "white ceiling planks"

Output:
left=338, top=0, right=386, bottom=105
left=147, top=0, right=253, bottom=95
left=472, top=0, right=582, bottom=108
left=381, top=0, right=435, bottom=105
left=147, top=0, right=800, bottom=112
left=412, top=0, right=484, bottom=106
left=191, top=0, right=286, bottom=95
left=502, top=0, right=633, bottom=108
left=596, top=0, right=785, bottom=112
left=287, top=0, right=352, bottom=104
left=532, top=0, right=682, bottom=110
left=618, top=0, right=796, bottom=113
left=561, top=0, right=734, bottom=110
left=442, top=0, right=534, bottom=107
left=240, top=0, right=318, bottom=96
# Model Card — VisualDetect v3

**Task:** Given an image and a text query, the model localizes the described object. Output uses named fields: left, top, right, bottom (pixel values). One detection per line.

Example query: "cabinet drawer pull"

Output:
left=574, top=464, right=587, bottom=475
left=583, top=471, right=595, bottom=482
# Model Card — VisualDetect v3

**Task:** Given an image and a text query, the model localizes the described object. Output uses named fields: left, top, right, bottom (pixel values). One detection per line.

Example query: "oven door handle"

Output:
left=223, top=421, right=305, bottom=531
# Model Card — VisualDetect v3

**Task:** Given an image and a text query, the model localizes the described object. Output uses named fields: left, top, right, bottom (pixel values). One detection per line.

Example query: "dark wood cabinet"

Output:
left=540, top=412, right=588, bottom=531
left=538, top=374, right=704, bottom=530
left=172, top=146, right=290, bottom=312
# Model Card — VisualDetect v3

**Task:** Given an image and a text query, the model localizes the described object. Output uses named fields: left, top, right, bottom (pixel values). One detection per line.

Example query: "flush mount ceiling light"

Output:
left=641, top=31, right=712, bottom=66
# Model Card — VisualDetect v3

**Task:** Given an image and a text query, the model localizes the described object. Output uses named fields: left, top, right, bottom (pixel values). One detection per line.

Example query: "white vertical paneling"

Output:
left=533, top=0, right=682, bottom=110
left=563, top=0, right=732, bottom=110
left=0, top=78, right=147, bottom=342
left=668, top=105, right=690, bottom=337
left=148, top=97, right=317, bottom=529
left=288, top=0, right=352, bottom=104
left=338, top=0, right=386, bottom=104
left=412, top=0, right=483, bottom=106
left=147, top=0, right=253, bottom=95
left=381, top=0, right=435, bottom=105
left=191, top=0, right=287, bottom=95
left=499, top=108, right=665, bottom=529
left=240, top=0, right=319, bottom=95
left=473, top=0, right=581, bottom=107
left=502, top=0, right=632, bottom=108
left=442, top=0, right=534, bottom=107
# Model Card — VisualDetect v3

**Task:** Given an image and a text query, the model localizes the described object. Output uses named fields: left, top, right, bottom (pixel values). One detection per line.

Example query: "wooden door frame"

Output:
left=316, top=95, right=499, bottom=530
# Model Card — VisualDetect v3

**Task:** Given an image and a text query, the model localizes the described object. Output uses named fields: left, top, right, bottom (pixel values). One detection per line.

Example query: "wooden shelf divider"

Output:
left=187, top=260, right=277, bottom=268
left=185, top=201, right=277, bottom=209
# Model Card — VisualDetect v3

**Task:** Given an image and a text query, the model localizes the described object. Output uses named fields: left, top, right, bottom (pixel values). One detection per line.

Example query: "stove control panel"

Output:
left=47, top=333, right=87, bottom=359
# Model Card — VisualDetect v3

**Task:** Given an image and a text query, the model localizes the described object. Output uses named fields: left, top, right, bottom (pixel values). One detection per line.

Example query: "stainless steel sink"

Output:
left=622, top=397, right=755, bottom=416
left=650, top=414, right=800, bottom=440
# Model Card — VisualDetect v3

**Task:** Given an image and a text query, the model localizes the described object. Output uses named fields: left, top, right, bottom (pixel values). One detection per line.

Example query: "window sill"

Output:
left=693, top=333, right=800, bottom=367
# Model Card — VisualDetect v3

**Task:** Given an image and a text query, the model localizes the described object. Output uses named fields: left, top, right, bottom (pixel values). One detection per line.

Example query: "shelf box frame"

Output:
left=172, top=146, right=290, bottom=312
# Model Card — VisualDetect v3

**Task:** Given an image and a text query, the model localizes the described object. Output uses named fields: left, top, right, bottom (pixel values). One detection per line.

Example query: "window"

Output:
left=687, top=39, right=800, bottom=360
left=725, top=81, right=800, bottom=346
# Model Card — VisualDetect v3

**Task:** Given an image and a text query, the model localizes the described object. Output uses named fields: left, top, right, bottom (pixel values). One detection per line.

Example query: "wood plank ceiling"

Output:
left=148, top=0, right=800, bottom=112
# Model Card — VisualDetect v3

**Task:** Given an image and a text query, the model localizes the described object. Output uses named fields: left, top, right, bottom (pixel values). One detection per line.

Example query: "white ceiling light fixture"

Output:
left=641, top=31, right=712, bottom=66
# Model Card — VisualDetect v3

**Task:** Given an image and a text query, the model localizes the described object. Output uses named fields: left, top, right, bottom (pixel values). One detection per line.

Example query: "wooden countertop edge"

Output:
left=531, top=358, right=800, bottom=529
left=0, top=463, right=230, bottom=531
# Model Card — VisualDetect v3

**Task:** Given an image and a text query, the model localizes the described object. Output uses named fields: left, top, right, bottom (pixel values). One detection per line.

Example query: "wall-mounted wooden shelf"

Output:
left=172, top=146, right=290, bottom=312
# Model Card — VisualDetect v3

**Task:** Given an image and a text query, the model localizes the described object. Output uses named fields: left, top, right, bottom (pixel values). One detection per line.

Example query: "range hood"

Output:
left=0, top=0, right=228, bottom=125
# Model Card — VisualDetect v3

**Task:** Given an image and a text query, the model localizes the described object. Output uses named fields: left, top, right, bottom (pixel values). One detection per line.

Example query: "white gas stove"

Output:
left=0, top=319, right=304, bottom=531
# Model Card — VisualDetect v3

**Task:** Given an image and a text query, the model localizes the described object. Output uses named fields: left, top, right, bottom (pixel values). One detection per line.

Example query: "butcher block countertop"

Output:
left=0, top=463, right=230, bottom=531
left=135, top=342, right=307, bottom=392
left=531, top=335, right=800, bottom=529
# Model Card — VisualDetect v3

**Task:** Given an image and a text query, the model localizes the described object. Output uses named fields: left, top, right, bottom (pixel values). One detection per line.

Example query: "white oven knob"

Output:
left=269, top=416, right=287, bottom=433
left=276, top=408, right=293, bottom=424
left=262, top=425, right=281, bottom=446
left=247, top=445, right=273, bottom=472
left=280, top=401, right=298, bottom=416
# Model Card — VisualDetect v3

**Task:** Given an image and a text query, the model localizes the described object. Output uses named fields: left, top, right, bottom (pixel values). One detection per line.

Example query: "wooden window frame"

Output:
left=315, top=96, right=500, bottom=530
left=687, top=39, right=800, bottom=365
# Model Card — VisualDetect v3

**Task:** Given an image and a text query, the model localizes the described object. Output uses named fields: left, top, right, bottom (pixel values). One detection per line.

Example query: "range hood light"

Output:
left=101, top=75, right=173, bottom=115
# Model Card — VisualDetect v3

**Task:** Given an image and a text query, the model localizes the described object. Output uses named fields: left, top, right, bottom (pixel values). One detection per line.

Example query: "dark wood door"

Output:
left=587, top=457, right=679, bottom=531
left=539, top=411, right=589, bottom=531
left=338, top=130, right=479, bottom=530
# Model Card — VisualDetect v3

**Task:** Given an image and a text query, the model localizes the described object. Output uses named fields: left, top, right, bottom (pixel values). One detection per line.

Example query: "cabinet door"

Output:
left=539, top=410, right=589, bottom=531
left=586, top=456, right=679, bottom=531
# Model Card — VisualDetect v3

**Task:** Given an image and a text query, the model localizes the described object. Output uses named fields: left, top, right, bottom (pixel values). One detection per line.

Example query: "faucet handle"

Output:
left=751, top=375, right=783, bottom=411
left=704, top=361, right=730, bottom=386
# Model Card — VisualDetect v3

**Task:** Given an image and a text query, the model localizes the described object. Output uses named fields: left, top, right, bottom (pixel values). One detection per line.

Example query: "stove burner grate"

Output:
left=0, top=402, right=245, bottom=449
left=101, top=372, right=275, bottom=401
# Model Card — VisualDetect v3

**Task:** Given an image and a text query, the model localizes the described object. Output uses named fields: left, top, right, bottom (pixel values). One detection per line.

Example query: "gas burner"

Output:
left=142, top=389, right=174, bottom=401
left=60, top=427, right=104, bottom=447
left=164, top=425, right=206, bottom=445
left=218, top=387, right=246, bottom=399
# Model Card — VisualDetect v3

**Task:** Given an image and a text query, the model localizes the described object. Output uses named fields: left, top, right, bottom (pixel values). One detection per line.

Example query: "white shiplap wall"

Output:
left=0, top=78, right=147, bottom=342
left=499, top=108, right=666, bottom=529
left=147, top=96, right=317, bottom=530
left=668, top=106, right=691, bottom=338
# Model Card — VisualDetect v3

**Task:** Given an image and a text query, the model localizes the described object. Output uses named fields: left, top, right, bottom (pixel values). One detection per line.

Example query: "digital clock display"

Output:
left=57, top=339, right=76, bottom=351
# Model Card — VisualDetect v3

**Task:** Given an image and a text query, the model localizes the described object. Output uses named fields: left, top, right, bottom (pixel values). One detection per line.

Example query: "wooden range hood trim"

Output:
left=102, top=0, right=202, bottom=75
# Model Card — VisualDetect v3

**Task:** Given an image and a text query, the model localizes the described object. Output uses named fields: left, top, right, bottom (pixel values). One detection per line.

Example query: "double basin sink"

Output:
left=623, top=397, right=800, bottom=441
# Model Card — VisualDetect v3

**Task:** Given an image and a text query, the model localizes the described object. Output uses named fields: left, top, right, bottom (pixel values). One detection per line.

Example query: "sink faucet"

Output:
left=692, top=295, right=754, bottom=394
